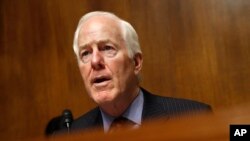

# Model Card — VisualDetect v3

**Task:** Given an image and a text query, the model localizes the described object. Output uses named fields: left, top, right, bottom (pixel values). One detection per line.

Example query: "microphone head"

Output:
left=62, top=109, right=73, bottom=127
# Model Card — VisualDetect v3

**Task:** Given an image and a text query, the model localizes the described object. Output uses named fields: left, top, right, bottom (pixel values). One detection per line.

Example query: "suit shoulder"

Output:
left=142, top=88, right=212, bottom=118
left=71, top=107, right=102, bottom=130
left=156, top=94, right=211, bottom=111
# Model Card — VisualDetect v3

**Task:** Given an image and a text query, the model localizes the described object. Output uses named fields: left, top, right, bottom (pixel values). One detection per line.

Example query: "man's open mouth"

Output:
left=92, top=76, right=111, bottom=84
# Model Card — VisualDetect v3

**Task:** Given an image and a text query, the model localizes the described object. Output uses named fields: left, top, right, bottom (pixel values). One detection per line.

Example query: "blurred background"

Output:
left=0, top=0, right=249, bottom=140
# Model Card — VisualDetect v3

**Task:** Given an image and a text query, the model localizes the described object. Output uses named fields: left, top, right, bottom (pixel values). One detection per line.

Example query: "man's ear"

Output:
left=133, top=53, right=143, bottom=75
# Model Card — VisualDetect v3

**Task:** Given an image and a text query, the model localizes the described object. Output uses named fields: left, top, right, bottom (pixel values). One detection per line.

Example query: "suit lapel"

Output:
left=141, top=88, right=170, bottom=121
left=91, top=108, right=103, bottom=128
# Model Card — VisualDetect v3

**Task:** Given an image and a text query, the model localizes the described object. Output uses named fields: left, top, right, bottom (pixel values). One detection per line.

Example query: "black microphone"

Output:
left=62, top=109, right=73, bottom=133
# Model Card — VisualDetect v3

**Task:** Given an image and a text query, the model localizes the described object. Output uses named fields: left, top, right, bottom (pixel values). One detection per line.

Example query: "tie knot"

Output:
left=113, top=117, right=130, bottom=124
left=109, top=117, right=135, bottom=132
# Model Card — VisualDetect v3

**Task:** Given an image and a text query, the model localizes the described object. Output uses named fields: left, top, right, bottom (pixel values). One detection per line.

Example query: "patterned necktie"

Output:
left=109, top=117, right=135, bottom=133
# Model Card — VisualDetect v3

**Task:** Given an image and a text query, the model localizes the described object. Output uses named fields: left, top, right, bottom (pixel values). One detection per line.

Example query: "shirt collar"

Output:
left=100, top=89, right=144, bottom=132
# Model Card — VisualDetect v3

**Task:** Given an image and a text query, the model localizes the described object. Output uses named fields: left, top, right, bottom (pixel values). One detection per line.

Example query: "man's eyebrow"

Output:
left=79, top=39, right=116, bottom=50
left=98, top=39, right=114, bottom=44
left=78, top=43, right=91, bottom=51
left=98, top=39, right=120, bottom=48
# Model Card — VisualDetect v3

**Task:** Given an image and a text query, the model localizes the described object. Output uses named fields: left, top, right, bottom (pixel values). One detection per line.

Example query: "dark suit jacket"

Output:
left=70, top=88, right=211, bottom=132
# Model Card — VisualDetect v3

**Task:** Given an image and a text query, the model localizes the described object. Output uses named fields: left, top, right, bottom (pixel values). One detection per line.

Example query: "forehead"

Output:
left=78, top=16, right=124, bottom=47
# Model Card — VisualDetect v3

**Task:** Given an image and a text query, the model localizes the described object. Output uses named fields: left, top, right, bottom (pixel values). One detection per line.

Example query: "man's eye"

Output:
left=101, top=45, right=117, bottom=57
left=81, top=51, right=90, bottom=56
left=79, top=50, right=92, bottom=63
left=103, top=45, right=113, bottom=51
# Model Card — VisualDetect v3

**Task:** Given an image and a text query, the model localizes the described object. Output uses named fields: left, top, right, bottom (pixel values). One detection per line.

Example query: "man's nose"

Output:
left=91, top=50, right=105, bottom=70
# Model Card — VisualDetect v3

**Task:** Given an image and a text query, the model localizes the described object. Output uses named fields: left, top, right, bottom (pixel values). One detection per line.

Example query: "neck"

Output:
left=100, top=87, right=140, bottom=117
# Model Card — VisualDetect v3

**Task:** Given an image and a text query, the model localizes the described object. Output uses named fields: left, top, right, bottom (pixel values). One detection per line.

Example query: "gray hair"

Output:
left=73, top=11, right=142, bottom=60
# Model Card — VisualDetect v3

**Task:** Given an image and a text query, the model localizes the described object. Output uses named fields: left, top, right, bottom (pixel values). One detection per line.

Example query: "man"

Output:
left=69, top=11, right=211, bottom=133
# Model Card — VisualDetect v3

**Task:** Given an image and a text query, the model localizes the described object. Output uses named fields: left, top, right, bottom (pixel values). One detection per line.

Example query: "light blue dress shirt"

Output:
left=100, top=90, right=144, bottom=132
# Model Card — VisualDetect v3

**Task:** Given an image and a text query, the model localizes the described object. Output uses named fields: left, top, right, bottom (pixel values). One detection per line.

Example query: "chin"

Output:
left=92, top=90, right=116, bottom=105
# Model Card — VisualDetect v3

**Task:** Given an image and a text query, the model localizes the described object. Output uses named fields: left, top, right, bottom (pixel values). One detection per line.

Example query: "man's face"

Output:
left=77, top=16, right=142, bottom=106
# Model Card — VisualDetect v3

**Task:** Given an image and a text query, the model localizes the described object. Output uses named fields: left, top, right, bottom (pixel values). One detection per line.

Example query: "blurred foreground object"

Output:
left=31, top=104, right=250, bottom=141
